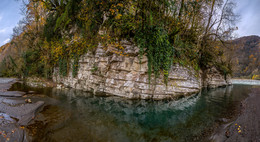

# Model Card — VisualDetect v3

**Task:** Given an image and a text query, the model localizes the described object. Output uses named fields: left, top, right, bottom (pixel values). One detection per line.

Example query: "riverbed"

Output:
left=2, top=81, right=257, bottom=142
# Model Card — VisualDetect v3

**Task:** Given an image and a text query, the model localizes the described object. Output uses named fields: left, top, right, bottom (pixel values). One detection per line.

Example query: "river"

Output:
left=6, top=82, right=259, bottom=142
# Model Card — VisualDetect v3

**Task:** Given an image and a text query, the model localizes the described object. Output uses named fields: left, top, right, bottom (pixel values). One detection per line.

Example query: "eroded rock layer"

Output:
left=53, top=41, right=231, bottom=99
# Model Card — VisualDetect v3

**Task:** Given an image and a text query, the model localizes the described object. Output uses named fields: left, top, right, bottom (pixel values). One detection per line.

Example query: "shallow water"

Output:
left=231, top=79, right=260, bottom=85
left=9, top=84, right=260, bottom=142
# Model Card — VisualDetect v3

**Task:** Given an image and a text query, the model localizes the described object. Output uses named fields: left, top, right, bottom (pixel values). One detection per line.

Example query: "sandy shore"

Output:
left=224, top=87, right=260, bottom=141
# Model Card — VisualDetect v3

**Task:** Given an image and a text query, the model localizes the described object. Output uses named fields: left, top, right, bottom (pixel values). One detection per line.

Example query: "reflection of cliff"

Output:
left=50, top=85, right=244, bottom=141
left=51, top=87, right=201, bottom=131
left=232, top=36, right=260, bottom=78
left=206, top=85, right=233, bottom=98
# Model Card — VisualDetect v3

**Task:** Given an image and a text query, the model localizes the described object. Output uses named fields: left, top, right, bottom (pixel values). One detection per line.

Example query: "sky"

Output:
left=0, top=0, right=260, bottom=47
left=234, top=0, right=260, bottom=38
left=0, top=0, right=24, bottom=47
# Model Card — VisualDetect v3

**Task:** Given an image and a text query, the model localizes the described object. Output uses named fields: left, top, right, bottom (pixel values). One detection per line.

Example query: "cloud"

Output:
left=0, top=28, right=7, bottom=33
left=2, top=38, right=10, bottom=44
left=0, top=27, right=12, bottom=34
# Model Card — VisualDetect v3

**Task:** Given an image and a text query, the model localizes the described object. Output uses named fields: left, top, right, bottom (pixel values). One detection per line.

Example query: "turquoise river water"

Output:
left=9, top=84, right=260, bottom=142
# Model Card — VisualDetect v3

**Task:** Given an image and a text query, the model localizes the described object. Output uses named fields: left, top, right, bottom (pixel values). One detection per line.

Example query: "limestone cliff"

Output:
left=53, top=41, right=231, bottom=99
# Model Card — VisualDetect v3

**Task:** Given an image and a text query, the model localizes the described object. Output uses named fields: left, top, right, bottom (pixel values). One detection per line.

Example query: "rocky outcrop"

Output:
left=0, top=91, right=26, bottom=97
left=0, top=101, right=45, bottom=125
left=25, top=77, right=56, bottom=88
left=202, top=67, right=232, bottom=88
left=53, top=41, right=231, bottom=99
left=0, top=78, right=45, bottom=125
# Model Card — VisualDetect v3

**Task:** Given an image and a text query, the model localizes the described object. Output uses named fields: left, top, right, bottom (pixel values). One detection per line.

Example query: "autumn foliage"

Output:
left=0, top=0, right=239, bottom=80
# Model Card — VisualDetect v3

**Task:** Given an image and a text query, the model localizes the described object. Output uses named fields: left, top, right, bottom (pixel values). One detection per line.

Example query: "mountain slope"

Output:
left=232, top=35, right=260, bottom=78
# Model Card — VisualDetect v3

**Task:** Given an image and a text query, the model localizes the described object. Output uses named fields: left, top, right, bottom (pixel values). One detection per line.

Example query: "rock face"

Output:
left=202, top=67, right=232, bottom=88
left=53, top=41, right=231, bottom=99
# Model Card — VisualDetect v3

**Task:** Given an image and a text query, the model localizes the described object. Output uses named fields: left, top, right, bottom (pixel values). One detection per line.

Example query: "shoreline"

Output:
left=224, top=87, right=260, bottom=141
left=211, top=86, right=260, bottom=142
left=0, top=78, right=47, bottom=141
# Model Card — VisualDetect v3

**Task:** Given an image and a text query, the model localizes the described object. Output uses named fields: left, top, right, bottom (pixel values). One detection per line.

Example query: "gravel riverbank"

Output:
left=211, top=86, right=260, bottom=142
left=224, top=87, right=260, bottom=142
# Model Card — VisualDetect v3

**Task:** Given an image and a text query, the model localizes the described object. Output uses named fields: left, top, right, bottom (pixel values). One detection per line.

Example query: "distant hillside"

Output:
left=0, top=43, right=11, bottom=62
left=232, top=35, right=260, bottom=79
left=0, top=41, right=26, bottom=77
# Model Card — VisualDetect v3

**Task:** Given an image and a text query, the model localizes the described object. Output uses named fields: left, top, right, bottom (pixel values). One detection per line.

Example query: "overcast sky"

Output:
left=234, top=0, right=260, bottom=38
left=0, top=0, right=260, bottom=46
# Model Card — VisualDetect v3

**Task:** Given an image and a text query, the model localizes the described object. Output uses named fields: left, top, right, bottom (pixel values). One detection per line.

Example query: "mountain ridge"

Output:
left=231, top=35, right=260, bottom=79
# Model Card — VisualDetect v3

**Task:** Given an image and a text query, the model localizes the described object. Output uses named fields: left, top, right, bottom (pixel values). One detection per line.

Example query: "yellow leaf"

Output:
left=115, top=14, right=122, bottom=19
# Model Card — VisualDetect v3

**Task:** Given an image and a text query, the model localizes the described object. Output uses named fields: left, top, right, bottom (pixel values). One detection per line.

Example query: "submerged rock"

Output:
left=0, top=78, right=55, bottom=141
left=0, top=113, right=28, bottom=142
left=0, top=101, right=44, bottom=125
left=2, top=98, right=26, bottom=105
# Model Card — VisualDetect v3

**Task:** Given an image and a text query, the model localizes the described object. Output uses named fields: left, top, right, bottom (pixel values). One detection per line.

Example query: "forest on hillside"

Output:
left=231, top=36, right=260, bottom=79
left=0, top=0, right=239, bottom=82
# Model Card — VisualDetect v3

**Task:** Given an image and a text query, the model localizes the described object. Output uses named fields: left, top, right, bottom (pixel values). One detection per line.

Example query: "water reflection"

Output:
left=11, top=84, right=258, bottom=142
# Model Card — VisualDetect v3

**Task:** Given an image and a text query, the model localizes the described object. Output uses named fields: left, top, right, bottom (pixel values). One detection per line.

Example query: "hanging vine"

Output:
left=135, top=25, right=174, bottom=84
